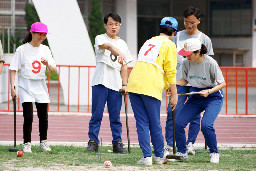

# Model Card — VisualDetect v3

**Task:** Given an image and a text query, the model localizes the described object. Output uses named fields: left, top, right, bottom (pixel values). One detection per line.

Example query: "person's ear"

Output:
left=170, top=31, right=176, bottom=38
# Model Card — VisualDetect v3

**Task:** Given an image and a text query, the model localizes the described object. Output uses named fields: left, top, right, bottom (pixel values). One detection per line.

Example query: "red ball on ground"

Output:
left=17, top=151, right=24, bottom=157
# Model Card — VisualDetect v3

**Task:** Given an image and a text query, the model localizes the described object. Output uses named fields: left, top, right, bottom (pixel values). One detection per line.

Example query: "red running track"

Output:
left=1, top=114, right=256, bottom=145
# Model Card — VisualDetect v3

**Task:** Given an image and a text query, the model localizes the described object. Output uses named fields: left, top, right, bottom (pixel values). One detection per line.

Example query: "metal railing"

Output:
left=1, top=64, right=256, bottom=115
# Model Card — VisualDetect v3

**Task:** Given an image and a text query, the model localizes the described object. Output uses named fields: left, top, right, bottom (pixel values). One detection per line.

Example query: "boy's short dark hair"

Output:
left=183, top=6, right=201, bottom=19
left=159, top=25, right=176, bottom=36
left=104, top=12, right=121, bottom=24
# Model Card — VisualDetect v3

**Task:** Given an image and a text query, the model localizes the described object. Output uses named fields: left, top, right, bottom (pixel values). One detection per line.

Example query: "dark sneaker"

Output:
left=113, top=141, right=127, bottom=154
left=85, top=140, right=98, bottom=152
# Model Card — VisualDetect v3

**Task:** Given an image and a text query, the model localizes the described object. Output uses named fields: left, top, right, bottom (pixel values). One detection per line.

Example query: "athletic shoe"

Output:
left=164, top=145, right=173, bottom=155
left=113, top=141, right=127, bottom=154
left=40, top=140, right=51, bottom=151
left=154, top=149, right=169, bottom=164
left=85, top=140, right=98, bottom=152
left=137, top=156, right=152, bottom=165
left=23, top=142, right=32, bottom=153
left=176, top=152, right=189, bottom=161
left=187, top=142, right=195, bottom=155
left=210, top=152, right=219, bottom=163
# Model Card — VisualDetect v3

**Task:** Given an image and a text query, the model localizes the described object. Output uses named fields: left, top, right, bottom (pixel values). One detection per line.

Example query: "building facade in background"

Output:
left=0, top=0, right=255, bottom=67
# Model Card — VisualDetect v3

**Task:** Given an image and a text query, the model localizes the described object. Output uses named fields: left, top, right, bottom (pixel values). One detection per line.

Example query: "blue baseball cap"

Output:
left=160, top=17, right=178, bottom=35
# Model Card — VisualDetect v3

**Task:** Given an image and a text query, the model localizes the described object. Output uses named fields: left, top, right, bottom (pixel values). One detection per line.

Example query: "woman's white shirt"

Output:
left=9, top=43, right=56, bottom=103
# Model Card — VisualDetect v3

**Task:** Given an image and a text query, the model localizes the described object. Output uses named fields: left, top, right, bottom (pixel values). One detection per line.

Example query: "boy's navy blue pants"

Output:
left=88, top=85, right=123, bottom=144
left=129, top=93, right=164, bottom=158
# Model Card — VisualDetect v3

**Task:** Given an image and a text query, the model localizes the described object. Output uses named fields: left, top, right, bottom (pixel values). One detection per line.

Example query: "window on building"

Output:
left=209, top=0, right=252, bottom=37
left=0, top=15, right=11, bottom=28
left=137, top=0, right=170, bottom=49
left=0, top=0, right=11, bottom=10
left=214, top=49, right=248, bottom=66
left=137, top=17, right=162, bottom=49
left=138, top=0, right=170, bottom=16
left=101, top=0, right=115, bottom=15
left=15, top=0, right=26, bottom=10
left=0, top=0, right=26, bottom=53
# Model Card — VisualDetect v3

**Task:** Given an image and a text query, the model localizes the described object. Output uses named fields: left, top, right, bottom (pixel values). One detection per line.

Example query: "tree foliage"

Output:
left=88, top=0, right=105, bottom=45
left=0, top=31, right=22, bottom=53
left=24, top=2, right=40, bottom=32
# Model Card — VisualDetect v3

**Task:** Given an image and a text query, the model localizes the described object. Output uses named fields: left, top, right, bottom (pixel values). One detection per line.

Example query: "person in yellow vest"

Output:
left=127, top=17, right=178, bottom=165
left=9, top=22, right=56, bottom=153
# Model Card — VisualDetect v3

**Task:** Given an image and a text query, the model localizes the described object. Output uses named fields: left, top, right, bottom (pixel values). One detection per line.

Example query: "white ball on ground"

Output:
left=104, top=161, right=112, bottom=168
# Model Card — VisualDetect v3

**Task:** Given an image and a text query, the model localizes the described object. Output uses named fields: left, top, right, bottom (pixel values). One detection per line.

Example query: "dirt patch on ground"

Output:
left=1, top=163, right=159, bottom=171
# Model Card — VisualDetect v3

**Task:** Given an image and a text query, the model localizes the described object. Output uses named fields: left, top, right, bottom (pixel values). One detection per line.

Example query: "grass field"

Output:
left=1, top=145, right=256, bottom=170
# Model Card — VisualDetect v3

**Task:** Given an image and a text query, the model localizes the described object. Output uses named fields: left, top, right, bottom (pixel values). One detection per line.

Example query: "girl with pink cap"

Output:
left=9, top=22, right=56, bottom=153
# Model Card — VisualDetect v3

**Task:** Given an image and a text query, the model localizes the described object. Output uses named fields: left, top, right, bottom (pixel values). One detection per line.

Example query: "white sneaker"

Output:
left=187, top=142, right=195, bottom=155
left=164, top=145, right=173, bottom=155
left=40, top=140, right=51, bottom=151
left=137, top=156, right=152, bottom=166
left=154, top=149, right=169, bottom=164
left=23, top=142, right=32, bottom=153
left=176, top=152, right=189, bottom=161
left=210, top=152, right=219, bottom=163
left=154, top=157, right=165, bottom=164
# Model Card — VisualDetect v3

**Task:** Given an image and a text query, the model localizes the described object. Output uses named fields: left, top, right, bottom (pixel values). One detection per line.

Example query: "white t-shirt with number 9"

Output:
left=9, top=43, right=56, bottom=103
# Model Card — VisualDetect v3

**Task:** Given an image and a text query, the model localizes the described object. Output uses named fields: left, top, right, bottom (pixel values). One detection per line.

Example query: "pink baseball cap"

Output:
left=30, top=22, right=48, bottom=33
left=178, top=38, right=201, bottom=56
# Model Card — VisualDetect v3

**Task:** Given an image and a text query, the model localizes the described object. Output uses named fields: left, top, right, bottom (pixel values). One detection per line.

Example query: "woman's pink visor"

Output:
left=178, top=49, right=194, bottom=56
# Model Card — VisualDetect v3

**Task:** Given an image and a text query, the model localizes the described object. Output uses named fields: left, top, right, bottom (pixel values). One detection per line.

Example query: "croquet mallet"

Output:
left=119, top=89, right=130, bottom=153
left=9, top=95, right=21, bottom=152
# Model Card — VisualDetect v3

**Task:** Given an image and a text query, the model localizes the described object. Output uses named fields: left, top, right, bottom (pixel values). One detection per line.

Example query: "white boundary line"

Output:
left=1, top=112, right=256, bottom=118
left=1, top=141, right=256, bottom=149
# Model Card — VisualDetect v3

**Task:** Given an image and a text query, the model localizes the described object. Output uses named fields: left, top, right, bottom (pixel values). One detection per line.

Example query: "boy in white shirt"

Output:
left=85, top=12, right=133, bottom=153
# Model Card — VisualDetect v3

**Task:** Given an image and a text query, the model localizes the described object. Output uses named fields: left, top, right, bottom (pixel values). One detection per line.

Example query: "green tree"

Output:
left=88, top=0, right=105, bottom=45
left=24, top=2, right=40, bottom=32
left=0, top=31, right=22, bottom=53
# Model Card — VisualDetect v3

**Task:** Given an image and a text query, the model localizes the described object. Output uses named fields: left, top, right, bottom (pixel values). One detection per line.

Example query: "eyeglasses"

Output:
left=184, top=21, right=197, bottom=25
